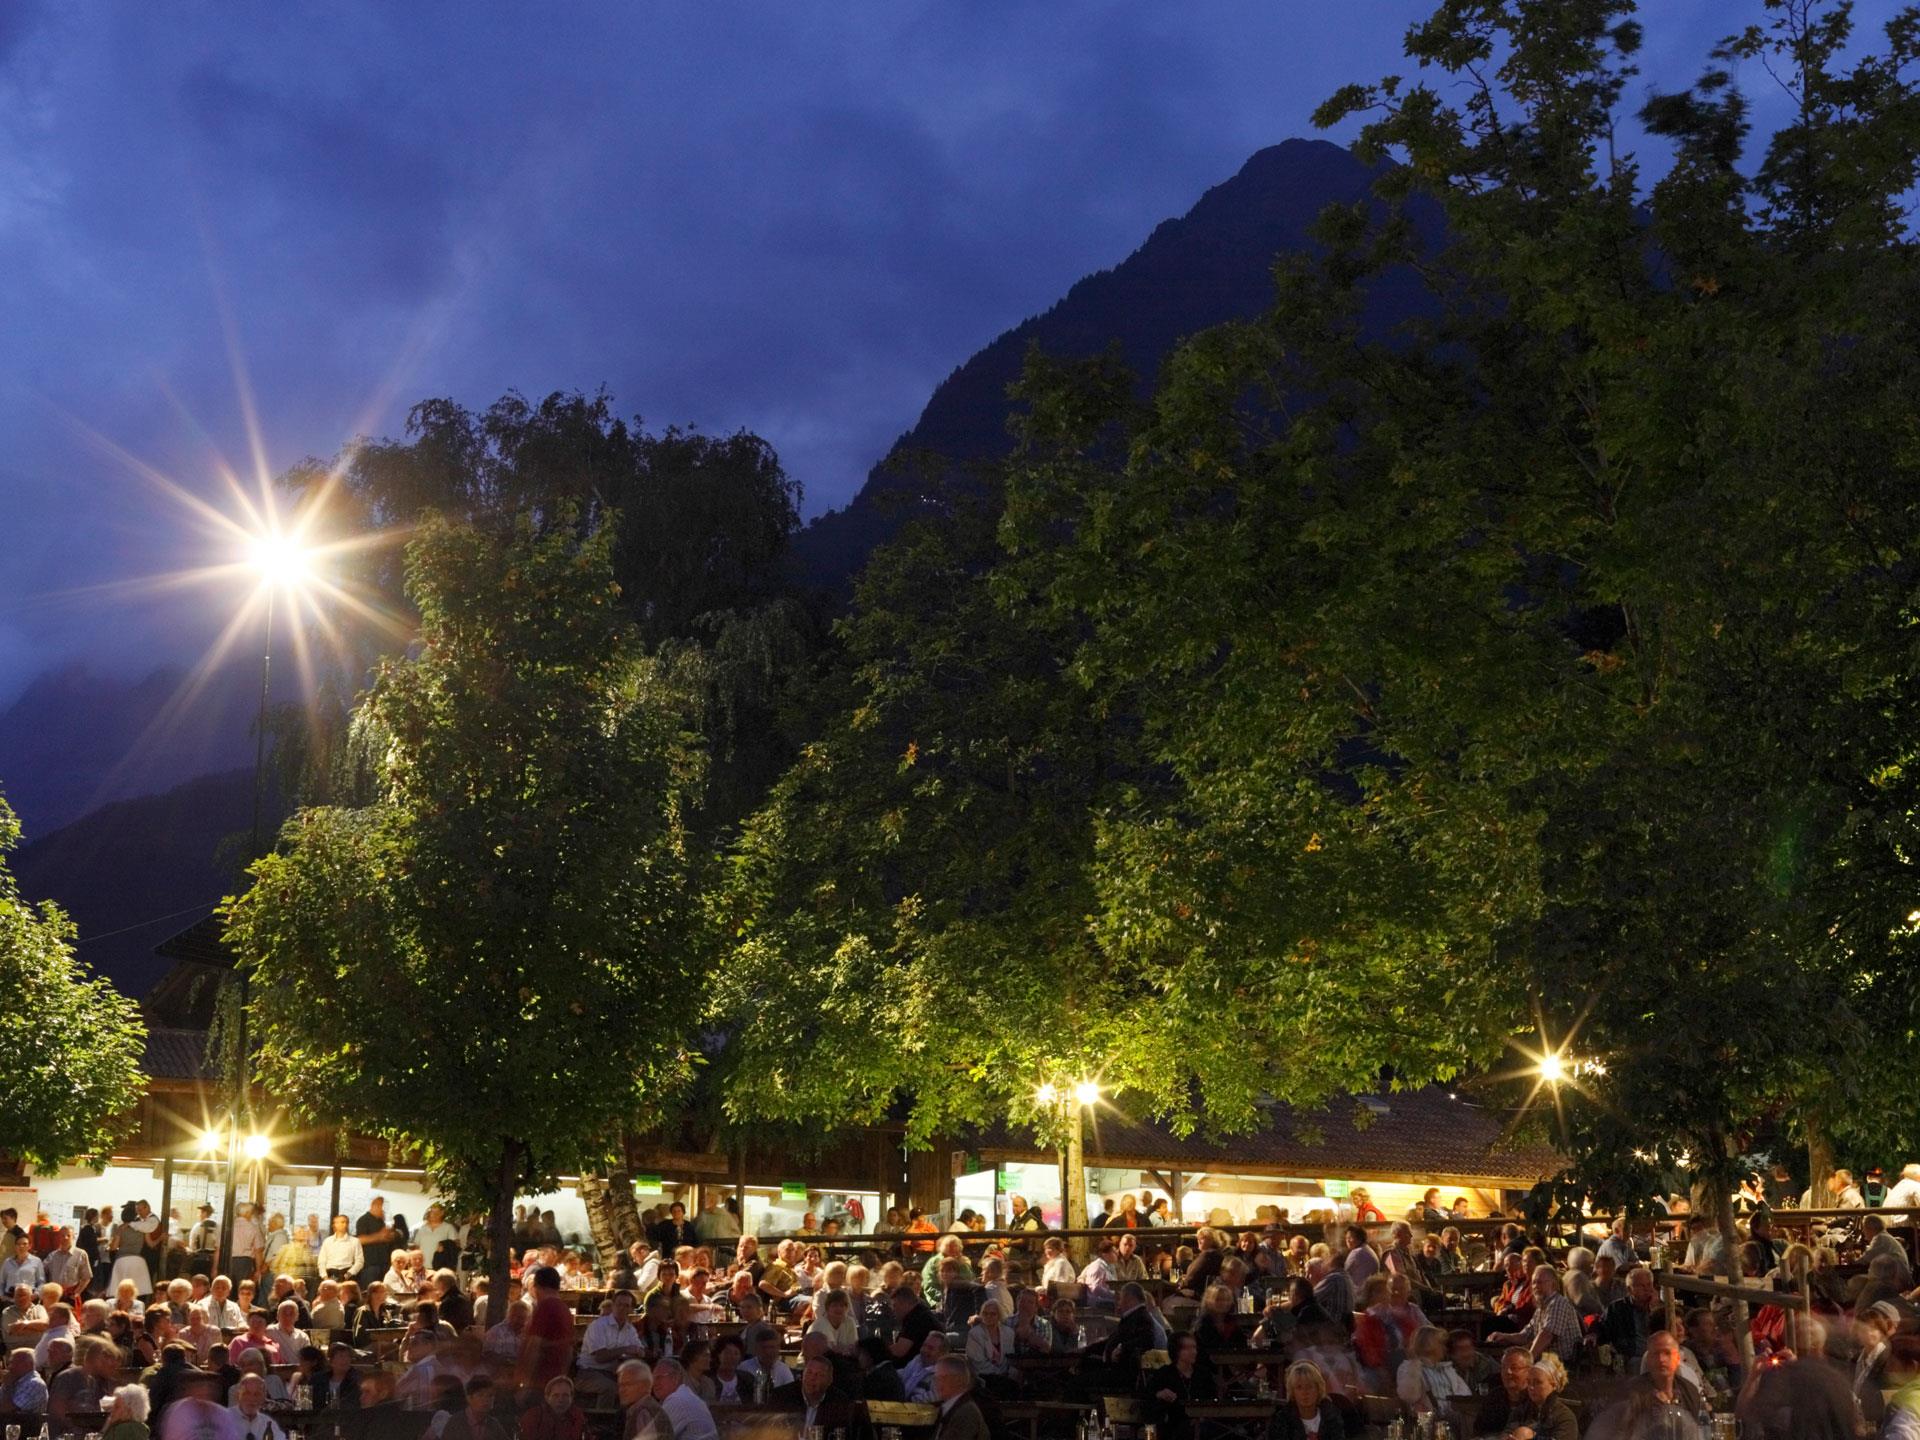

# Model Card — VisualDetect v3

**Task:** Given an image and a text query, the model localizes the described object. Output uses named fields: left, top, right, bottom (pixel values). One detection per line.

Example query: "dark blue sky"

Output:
left=0, top=1, right=1871, bottom=699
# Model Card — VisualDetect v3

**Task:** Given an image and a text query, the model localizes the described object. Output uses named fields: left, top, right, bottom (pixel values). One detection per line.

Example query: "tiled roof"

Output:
left=974, top=1086, right=1561, bottom=1189
left=143, top=1026, right=220, bottom=1081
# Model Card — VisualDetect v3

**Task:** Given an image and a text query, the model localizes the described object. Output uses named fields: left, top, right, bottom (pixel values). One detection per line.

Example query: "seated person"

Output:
left=1145, top=1334, right=1216, bottom=1440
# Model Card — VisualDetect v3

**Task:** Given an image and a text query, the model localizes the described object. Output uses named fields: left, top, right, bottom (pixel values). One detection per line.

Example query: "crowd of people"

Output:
left=5, top=1176, right=1920, bottom=1440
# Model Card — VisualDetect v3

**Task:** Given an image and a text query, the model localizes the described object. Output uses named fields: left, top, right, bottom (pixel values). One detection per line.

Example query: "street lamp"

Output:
left=219, top=525, right=318, bottom=1270
left=1537, top=1051, right=1567, bottom=1085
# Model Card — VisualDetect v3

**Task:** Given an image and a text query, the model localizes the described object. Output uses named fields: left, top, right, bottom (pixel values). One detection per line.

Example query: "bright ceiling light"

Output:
left=1538, top=1051, right=1566, bottom=1085
left=241, top=1133, right=271, bottom=1161
left=1035, top=1083, right=1059, bottom=1106
left=197, top=1129, right=222, bottom=1155
left=1073, top=1080, right=1101, bottom=1107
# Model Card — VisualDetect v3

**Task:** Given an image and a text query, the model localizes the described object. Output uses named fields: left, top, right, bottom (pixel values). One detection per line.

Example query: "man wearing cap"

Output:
left=189, top=1204, right=220, bottom=1275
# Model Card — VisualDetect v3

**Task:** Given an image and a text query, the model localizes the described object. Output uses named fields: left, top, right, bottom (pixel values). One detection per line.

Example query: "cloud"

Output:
left=2, top=0, right=1908, bottom=698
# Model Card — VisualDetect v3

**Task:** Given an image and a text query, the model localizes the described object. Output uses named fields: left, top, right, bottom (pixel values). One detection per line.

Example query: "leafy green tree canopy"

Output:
left=0, top=794, right=147, bottom=1171
left=225, top=513, right=705, bottom=1300
left=999, top=0, right=1920, bottom=1223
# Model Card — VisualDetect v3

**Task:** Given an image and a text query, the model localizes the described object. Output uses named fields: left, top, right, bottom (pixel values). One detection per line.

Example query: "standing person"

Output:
left=44, top=1231, right=92, bottom=1305
left=229, top=1205, right=263, bottom=1286
left=317, top=1217, right=364, bottom=1283
left=413, top=1207, right=460, bottom=1270
left=649, top=1205, right=695, bottom=1256
left=516, top=1267, right=576, bottom=1394
left=354, top=1199, right=399, bottom=1289
left=187, top=1207, right=219, bottom=1277
left=109, top=1205, right=154, bottom=1298
left=76, top=1211, right=107, bottom=1297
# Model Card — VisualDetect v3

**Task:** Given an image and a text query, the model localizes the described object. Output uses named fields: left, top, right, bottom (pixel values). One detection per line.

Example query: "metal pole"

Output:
left=220, top=590, right=274, bottom=1270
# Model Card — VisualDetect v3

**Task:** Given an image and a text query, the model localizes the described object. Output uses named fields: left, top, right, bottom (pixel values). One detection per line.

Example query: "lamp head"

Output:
left=248, top=531, right=312, bottom=589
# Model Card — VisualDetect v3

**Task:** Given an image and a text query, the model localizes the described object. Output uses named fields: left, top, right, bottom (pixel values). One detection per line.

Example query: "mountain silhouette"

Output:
left=789, top=137, right=1420, bottom=584
left=0, top=660, right=259, bottom=836
left=11, top=766, right=256, bottom=997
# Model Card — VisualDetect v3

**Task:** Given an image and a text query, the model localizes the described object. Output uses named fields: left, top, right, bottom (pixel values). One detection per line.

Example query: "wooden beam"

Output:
left=1654, top=1272, right=1807, bottom=1309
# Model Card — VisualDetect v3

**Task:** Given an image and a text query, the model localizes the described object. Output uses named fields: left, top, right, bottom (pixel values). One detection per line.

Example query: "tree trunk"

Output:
left=1064, top=1109, right=1089, bottom=1264
left=489, top=1140, right=522, bottom=1340
left=1705, top=1129, right=1754, bottom=1368
left=1805, top=1110, right=1835, bottom=1206
left=580, top=1165, right=644, bottom=1270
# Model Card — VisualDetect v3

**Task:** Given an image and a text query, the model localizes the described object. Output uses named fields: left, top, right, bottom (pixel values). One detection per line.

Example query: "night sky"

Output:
left=0, top=1, right=1863, bottom=699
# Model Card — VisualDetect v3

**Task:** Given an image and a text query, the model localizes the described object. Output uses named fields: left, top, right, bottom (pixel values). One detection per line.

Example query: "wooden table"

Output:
left=1185, top=1401, right=1276, bottom=1440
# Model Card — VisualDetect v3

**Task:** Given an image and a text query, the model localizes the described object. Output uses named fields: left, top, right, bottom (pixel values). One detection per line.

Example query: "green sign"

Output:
left=1322, top=1179, right=1351, bottom=1199
left=996, top=1169, right=1014, bottom=1193
left=781, top=1182, right=809, bottom=1202
left=634, top=1174, right=664, bottom=1196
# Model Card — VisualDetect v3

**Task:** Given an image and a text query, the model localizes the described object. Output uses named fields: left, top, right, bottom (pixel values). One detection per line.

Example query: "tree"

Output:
left=224, top=513, right=706, bottom=1307
left=997, top=0, right=1920, bottom=1315
left=712, top=406, right=1515, bottom=1227
left=0, top=794, right=146, bottom=1172
left=282, top=390, right=818, bottom=833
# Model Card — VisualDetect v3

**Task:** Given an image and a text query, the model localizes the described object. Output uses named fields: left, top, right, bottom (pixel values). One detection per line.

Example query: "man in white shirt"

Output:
left=412, top=1206, right=460, bottom=1266
left=267, top=1300, right=309, bottom=1362
left=230, top=1372, right=288, bottom=1440
left=652, top=1358, right=718, bottom=1440
left=34, top=1306, right=77, bottom=1368
left=579, top=1290, right=645, bottom=1393
left=1039, top=1239, right=1076, bottom=1289
left=1596, top=1218, right=1639, bottom=1270
left=736, top=1323, right=793, bottom=1400
left=1077, top=1238, right=1117, bottom=1304
left=0, top=1239, right=43, bottom=1295
left=898, top=1330, right=946, bottom=1402
left=630, top=1243, right=661, bottom=1296
left=317, top=1216, right=364, bottom=1282
left=198, top=1275, right=247, bottom=1331
left=1885, top=1165, right=1920, bottom=1212
left=231, top=1204, right=264, bottom=1284
left=188, top=1205, right=221, bottom=1270
left=1829, top=1169, right=1867, bottom=1209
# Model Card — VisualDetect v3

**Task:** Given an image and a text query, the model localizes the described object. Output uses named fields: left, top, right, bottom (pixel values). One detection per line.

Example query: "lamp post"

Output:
left=218, top=529, right=312, bottom=1268
left=1037, top=1078, right=1100, bottom=1262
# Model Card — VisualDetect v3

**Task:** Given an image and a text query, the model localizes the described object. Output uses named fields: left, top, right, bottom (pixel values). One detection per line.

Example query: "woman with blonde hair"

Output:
left=1271, top=1360, right=1345, bottom=1439
left=1510, top=1354, right=1577, bottom=1439
left=966, top=1297, right=1016, bottom=1380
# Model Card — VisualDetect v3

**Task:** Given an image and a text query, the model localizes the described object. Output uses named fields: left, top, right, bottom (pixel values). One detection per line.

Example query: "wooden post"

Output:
left=1171, top=1170, right=1184, bottom=1221
left=329, top=1163, right=342, bottom=1223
